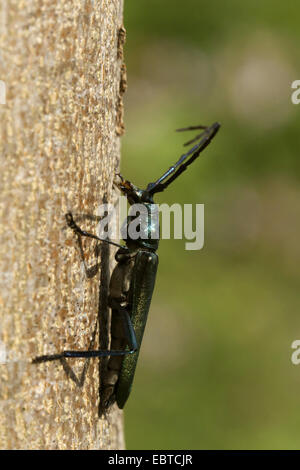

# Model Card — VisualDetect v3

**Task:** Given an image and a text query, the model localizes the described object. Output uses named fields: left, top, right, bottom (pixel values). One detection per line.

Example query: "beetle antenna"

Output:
left=176, top=124, right=207, bottom=131
left=147, top=122, right=220, bottom=195
left=176, top=125, right=210, bottom=147
left=176, top=124, right=208, bottom=146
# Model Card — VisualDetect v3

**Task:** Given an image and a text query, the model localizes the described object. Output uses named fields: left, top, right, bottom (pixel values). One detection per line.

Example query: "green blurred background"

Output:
left=121, top=1, right=300, bottom=449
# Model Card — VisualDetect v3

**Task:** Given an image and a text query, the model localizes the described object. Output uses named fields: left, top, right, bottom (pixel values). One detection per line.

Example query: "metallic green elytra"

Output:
left=32, top=122, right=220, bottom=411
left=115, top=250, right=158, bottom=409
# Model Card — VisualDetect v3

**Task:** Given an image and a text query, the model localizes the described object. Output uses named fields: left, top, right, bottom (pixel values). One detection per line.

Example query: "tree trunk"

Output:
left=0, top=0, right=126, bottom=449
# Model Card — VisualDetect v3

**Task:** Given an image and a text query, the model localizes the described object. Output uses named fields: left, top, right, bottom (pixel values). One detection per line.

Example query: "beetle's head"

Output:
left=115, top=174, right=154, bottom=205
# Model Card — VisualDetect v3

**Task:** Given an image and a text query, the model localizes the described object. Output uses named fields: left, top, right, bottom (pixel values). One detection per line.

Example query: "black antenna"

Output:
left=147, top=122, right=220, bottom=195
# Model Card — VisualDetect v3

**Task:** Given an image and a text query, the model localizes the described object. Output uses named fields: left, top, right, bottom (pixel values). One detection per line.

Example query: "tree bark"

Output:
left=0, top=0, right=126, bottom=449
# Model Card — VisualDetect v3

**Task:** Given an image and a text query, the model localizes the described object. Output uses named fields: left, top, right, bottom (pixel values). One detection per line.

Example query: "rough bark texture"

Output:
left=0, top=0, right=126, bottom=449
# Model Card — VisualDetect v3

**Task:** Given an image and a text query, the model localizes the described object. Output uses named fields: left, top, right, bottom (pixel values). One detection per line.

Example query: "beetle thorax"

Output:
left=122, top=202, right=160, bottom=251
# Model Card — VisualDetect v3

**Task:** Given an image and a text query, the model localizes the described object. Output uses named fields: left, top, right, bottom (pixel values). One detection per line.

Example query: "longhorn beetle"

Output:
left=33, top=121, right=220, bottom=409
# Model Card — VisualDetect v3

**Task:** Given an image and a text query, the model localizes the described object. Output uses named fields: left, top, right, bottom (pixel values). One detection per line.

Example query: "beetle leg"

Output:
left=32, top=346, right=136, bottom=363
left=100, top=301, right=138, bottom=408
left=66, top=212, right=126, bottom=250
left=32, top=305, right=137, bottom=363
left=110, top=300, right=138, bottom=352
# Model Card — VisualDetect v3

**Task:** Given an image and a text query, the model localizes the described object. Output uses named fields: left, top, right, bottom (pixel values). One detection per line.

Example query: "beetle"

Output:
left=33, top=121, right=220, bottom=409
